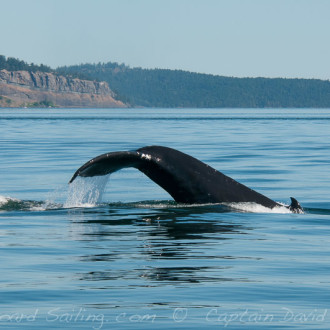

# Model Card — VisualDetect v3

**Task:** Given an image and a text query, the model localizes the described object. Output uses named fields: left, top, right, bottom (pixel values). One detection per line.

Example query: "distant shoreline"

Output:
left=2, top=55, right=330, bottom=108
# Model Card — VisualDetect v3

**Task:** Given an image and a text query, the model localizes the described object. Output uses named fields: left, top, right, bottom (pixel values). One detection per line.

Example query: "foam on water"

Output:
left=0, top=195, right=54, bottom=211
left=110, top=200, right=294, bottom=214
left=224, top=202, right=293, bottom=214
left=64, top=175, right=110, bottom=208
left=0, top=195, right=18, bottom=205
left=0, top=194, right=300, bottom=214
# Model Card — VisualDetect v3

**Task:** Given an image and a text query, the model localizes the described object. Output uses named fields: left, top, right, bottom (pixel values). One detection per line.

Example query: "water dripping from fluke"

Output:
left=64, top=175, right=110, bottom=208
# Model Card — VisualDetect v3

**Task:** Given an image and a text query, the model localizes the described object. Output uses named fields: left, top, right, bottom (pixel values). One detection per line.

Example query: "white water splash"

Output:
left=64, top=175, right=110, bottom=208
left=0, top=193, right=297, bottom=214
left=0, top=195, right=51, bottom=211
left=0, top=195, right=18, bottom=205
left=223, top=202, right=292, bottom=214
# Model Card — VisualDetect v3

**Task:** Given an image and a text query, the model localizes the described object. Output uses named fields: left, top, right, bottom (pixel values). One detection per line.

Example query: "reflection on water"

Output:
left=68, top=204, right=254, bottom=285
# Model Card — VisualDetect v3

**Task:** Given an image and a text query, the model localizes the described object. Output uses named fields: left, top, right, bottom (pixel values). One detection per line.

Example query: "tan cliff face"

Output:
left=0, top=70, right=127, bottom=108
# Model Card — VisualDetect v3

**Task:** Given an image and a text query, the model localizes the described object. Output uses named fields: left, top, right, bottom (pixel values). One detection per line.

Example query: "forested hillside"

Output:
left=57, top=62, right=330, bottom=108
left=0, top=55, right=52, bottom=73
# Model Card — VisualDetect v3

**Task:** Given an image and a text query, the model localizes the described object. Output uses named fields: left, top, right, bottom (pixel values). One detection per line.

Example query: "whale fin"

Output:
left=69, top=146, right=281, bottom=208
left=289, top=197, right=303, bottom=213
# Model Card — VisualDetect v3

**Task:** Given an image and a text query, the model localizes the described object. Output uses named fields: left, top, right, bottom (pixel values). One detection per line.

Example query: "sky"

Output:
left=1, top=0, right=330, bottom=79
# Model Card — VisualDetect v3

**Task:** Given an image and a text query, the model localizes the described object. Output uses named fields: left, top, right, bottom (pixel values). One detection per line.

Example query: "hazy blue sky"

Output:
left=1, top=0, right=329, bottom=79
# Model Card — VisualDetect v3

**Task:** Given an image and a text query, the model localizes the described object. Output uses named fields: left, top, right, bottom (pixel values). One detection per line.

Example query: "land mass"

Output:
left=2, top=55, right=330, bottom=108
left=0, top=70, right=126, bottom=108
left=57, top=63, right=330, bottom=108
left=0, top=56, right=126, bottom=108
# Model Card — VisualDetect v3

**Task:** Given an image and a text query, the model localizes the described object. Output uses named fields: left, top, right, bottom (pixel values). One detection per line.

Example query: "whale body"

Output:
left=69, top=146, right=302, bottom=213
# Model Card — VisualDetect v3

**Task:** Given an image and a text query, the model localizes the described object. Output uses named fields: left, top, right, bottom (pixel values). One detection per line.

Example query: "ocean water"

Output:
left=0, top=108, right=329, bottom=329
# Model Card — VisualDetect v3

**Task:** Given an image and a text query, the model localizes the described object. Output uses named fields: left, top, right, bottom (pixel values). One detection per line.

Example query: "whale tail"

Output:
left=69, top=145, right=302, bottom=212
left=289, top=197, right=303, bottom=213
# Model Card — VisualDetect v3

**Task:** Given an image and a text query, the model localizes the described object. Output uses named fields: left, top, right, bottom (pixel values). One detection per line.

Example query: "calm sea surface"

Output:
left=0, top=108, right=330, bottom=329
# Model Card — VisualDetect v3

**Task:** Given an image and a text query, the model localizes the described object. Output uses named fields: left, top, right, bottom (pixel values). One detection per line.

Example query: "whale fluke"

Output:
left=69, top=146, right=302, bottom=212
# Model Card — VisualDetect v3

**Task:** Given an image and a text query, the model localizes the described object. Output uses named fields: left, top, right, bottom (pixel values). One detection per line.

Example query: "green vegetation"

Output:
left=57, top=62, right=330, bottom=108
left=23, top=100, right=57, bottom=108
left=0, top=55, right=52, bottom=73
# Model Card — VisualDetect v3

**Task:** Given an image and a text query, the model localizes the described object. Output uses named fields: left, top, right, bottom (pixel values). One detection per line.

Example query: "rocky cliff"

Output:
left=0, top=70, right=126, bottom=108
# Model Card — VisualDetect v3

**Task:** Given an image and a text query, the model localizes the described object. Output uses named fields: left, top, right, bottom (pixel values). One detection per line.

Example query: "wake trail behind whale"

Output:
left=0, top=195, right=60, bottom=211
left=2, top=175, right=327, bottom=214
left=223, top=202, right=292, bottom=214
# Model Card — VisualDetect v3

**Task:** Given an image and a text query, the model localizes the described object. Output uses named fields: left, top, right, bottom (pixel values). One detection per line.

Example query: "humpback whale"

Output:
left=69, top=146, right=303, bottom=213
